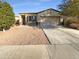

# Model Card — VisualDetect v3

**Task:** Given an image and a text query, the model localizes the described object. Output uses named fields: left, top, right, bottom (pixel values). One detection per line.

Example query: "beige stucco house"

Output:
left=15, top=8, right=62, bottom=26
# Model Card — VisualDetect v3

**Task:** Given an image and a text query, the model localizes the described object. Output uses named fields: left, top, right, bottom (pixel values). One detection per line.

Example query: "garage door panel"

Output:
left=42, top=17, right=59, bottom=25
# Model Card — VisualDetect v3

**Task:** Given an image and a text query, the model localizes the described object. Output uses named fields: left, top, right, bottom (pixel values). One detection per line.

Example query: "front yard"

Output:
left=0, top=26, right=49, bottom=45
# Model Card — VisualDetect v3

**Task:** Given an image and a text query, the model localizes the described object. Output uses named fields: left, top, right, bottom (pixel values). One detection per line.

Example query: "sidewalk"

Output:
left=0, top=45, right=79, bottom=59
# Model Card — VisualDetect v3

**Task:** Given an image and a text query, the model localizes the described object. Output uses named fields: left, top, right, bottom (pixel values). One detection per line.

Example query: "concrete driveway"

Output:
left=42, top=24, right=79, bottom=44
left=42, top=24, right=79, bottom=59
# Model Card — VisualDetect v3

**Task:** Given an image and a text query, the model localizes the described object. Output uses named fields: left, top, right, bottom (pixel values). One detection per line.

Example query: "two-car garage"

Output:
left=37, top=8, right=61, bottom=28
left=40, top=16, right=60, bottom=28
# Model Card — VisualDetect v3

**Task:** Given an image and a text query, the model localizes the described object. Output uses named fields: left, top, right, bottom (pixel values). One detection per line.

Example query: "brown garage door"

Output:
left=42, top=16, right=59, bottom=26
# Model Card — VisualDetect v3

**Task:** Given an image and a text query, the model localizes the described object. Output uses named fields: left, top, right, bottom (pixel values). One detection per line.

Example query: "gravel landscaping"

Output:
left=0, top=26, right=49, bottom=45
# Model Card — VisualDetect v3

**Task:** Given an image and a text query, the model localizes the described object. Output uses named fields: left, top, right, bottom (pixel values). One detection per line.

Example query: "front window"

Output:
left=28, top=16, right=37, bottom=21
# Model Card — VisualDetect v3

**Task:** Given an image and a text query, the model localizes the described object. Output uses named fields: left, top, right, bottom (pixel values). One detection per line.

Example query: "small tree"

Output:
left=59, top=0, right=79, bottom=17
left=0, top=1, right=15, bottom=30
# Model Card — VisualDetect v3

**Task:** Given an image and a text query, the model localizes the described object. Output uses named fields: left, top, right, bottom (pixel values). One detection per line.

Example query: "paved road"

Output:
left=0, top=45, right=49, bottom=59
left=0, top=45, right=79, bottom=59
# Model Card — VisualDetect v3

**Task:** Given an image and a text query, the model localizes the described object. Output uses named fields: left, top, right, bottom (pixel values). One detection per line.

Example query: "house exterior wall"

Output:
left=15, top=8, right=61, bottom=25
left=15, top=16, right=20, bottom=21
left=20, top=13, right=37, bottom=25
left=37, top=9, right=51, bottom=22
left=37, top=9, right=60, bottom=25
left=15, top=15, right=23, bottom=25
left=20, top=13, right=37, bottom=16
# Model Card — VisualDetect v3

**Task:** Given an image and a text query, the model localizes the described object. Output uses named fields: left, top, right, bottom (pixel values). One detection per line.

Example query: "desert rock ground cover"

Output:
left=0, top=25, right=49, bottom=45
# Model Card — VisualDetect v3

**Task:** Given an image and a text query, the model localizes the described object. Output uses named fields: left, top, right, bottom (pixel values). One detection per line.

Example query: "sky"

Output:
left=7, top=0, right=62, bottom=15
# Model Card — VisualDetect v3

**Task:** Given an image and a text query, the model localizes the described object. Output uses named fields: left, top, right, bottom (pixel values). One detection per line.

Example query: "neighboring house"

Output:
left=15, top=8, right=62, bottom=26
left=15, top=16, right=20, bottom=21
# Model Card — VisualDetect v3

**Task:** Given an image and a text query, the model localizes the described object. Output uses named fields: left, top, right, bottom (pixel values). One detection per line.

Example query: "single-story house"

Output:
left=15, top=8, right=63, bottom=26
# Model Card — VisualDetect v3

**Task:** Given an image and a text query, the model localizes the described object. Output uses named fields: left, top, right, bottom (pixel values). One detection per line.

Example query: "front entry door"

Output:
left=21, top=15, right=26, bottom=25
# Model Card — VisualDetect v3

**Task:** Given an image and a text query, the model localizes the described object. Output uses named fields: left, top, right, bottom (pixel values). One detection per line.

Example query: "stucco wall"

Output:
left=37, top=9, right=60, bottom=25
left=15, top=16, right=20, bottom=21
left=15, top=9, right=61, bottom=25
left=20, top=13, right=37, bottom=16
left=37, top=10, right=51, bottom=22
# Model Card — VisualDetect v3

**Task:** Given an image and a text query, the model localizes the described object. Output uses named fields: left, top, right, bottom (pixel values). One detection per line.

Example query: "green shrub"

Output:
left=0, top=1, right=15, bottom=31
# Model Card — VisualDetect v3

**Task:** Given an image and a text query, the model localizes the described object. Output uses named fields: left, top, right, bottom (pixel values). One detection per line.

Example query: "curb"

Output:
left=41, top=27, right=52, bottom=45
